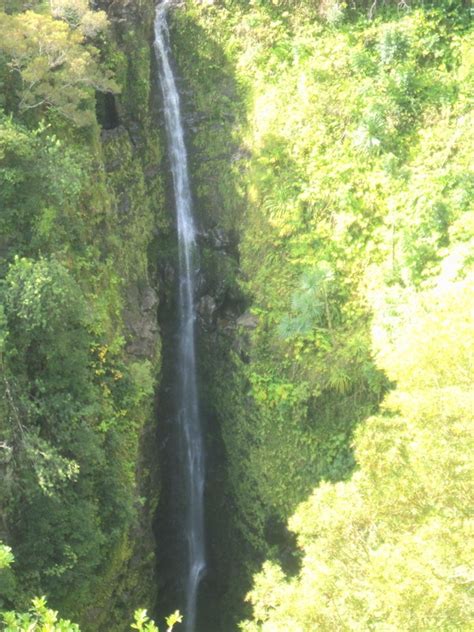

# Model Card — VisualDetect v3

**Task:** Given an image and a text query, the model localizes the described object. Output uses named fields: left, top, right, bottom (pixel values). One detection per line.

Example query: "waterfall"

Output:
left=154, top=3, right=206, bottom=631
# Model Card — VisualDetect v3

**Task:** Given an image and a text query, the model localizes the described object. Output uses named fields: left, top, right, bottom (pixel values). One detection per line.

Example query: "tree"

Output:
left=241, top=273, right=474, bottom=631
left=0, top=257, right=106, bottom=601
left=1, top=542, right=181, bottom=631
left=0, top=10, right=117, bottom=125
left=50, top=0, right=109, bottom=38
left=0, top=545, right=79, bottom=631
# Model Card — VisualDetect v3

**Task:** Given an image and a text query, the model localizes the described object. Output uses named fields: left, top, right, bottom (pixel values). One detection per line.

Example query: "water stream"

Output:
left=154, top=3, right=206, bottom=631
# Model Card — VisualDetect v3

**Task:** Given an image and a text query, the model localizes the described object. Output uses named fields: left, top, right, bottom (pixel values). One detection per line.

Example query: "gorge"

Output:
left=0, top=1, right=472, bottom=631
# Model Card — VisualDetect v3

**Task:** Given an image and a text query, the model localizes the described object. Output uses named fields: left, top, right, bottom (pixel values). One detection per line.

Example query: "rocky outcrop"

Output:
left=124, top=285, right=159, bottom=359
left=97, top=0, right=155, bottom=24
left=83, top=1, right=164, bottom=629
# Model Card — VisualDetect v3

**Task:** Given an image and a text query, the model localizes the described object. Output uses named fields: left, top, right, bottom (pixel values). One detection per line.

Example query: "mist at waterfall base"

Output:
left=153, top=3, right=206, bottom=631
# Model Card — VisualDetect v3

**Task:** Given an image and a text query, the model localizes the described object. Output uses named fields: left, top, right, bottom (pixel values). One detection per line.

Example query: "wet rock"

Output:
left=162, top=263, right=176, bottom=287
left=124, top=285, right=159, bottom=359
left=198, top=226, right=232, bottom=251
left=210, top=227, right=231, bottom=250
left=100, top=0, right=143, bottom=22
left=141, top=286, right=158, bottom=312
left=197, top=294, right=217, bottom=329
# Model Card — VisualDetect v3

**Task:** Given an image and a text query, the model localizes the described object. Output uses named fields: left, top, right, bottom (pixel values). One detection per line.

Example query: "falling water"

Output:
left=154, top=3, right=206, bottom=631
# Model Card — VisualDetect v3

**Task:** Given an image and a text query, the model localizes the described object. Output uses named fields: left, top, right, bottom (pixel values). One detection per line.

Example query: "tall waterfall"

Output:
left=154, top=3, right=206, bottom=631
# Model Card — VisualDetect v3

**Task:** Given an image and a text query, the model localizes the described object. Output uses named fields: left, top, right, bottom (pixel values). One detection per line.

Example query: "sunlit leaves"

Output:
left=131, top=609, right=182, bottom=632
left=51, top=0, right=109, bottom=38
left=0, top=116, right=90, bottom=255
left=0, top=543, right=14, bottom=570
left=0, top=10, right=117, bottom=125
left=2, top=595, right=80, bottom=631
left=131, top=609, right=159, bottom=632
left=242, top=267, right=474, bottom=631
left=4, top=257, right=87, bottom=335
left=378, top=25, right=411, bottom=66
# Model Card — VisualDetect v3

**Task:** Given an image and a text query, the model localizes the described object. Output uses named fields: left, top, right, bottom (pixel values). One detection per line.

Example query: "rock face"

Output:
left=197, top=294, right=218, bottom=329
left=80, top=1, right=165, bottom=630
left=124, top=285, right=159, bottom=359
left=97, top=0, right=153, bottom=23
left=198, top=226, right=233, bottom=251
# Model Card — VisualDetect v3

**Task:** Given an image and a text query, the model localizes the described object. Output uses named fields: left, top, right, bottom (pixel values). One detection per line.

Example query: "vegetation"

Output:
left=169, top=0, right=473, bottom=627
left=0, top=0, right=163, bottom=628
left=241, top=273, right=473, bottom=630
left=0, top=542, right=180, bottom=631
left=0, top=0, right=473, bottom=630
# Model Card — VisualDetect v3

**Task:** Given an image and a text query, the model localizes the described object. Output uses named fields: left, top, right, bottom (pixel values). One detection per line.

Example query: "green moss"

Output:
left=121, top=33, right=152, bottom=123
left=169, top=8, right=247, bottom=232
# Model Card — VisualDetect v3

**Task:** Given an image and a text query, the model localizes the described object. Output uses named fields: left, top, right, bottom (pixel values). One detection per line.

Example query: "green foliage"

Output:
left=241, top=270, right=474, bottom=631
left=50, top=0, right=109, bottom=38
left=278, top=263, right=338, bottom=338
left=0, top=547, right=78, bottom=630
left=131, top=609, right=159, bottom=632
left=0, top=9, right=117, bottom=126
left=172, top=1, right=474, bottom=626
left=1, top=602, right=179, bottom=632
left=1, top=0, right=472, bottom=627
left=0, top=547, right=174, bottom=632
left=2, top=596, right=80, bottom=632
left=4, top=256, right=87, bottom=334
left=0, top=13, right=161, bottom=620
left=0, top=258, right=160, bottom=615
left=0, top=544, right=14, bottom=570
left=131, top=609, right=181, bottom=632
left=0, top=115, right=89, bottom=257
left=0, top=0, right=162, bottom=626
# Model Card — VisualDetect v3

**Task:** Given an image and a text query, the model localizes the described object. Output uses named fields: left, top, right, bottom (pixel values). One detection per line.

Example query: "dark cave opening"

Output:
left=96, top=91, right=120, bottom=130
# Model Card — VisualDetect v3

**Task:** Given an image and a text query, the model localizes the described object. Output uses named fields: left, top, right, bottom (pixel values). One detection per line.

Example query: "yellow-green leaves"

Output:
left=165, top=611, right=183, bottom=630
left=131, top=609, right=159, bottom=632
left=50, top=0, right=109, bottom=38
left=0, top=543, right=14, bottom=570
left=131, top=609, right=182, bottom=632
left=0, top=10, right=117, bottom=125
left=2, top=595, right=81, bottom=631
left=242, top=270, right=474, bottom=631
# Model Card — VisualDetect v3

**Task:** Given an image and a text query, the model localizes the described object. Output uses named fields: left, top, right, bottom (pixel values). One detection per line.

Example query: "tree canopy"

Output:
left=0, top=8, right=116, bottom=125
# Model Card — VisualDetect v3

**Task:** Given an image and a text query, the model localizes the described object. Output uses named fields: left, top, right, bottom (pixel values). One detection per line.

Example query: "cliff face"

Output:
left=84, top=2, right=165, bottom=628
left=0, top=0, right=166, bottom=628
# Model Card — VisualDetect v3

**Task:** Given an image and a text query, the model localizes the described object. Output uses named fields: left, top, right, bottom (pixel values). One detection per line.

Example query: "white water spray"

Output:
left=154, top=3, right=206, bottom=631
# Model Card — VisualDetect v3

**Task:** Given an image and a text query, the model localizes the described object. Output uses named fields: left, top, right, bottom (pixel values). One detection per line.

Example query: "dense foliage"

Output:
left=241, top=272, right=473, bottom=630
left=1, top=0, right=473, bottom=629
left=169, top=0, right=473, bottom=627
left=0, top=542, right=180, bottom=631
left=0, top=0, right=163, bottom=628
